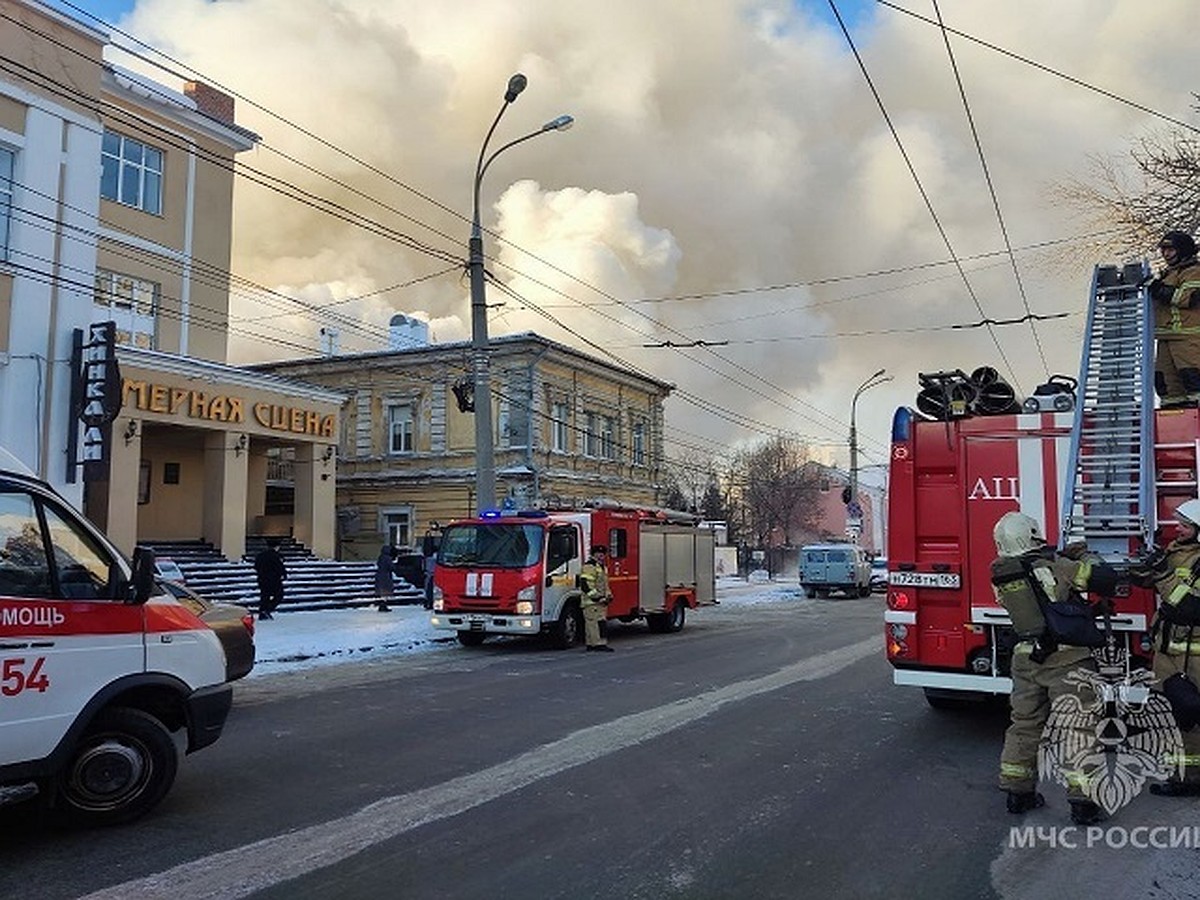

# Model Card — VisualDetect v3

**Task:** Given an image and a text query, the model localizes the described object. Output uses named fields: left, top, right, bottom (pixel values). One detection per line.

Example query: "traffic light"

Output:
left=841, top=485, right=853, bottom=505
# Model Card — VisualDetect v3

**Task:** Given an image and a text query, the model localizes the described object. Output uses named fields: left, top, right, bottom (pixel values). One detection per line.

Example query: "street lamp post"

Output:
left=469, top=73, right=573, bottom=510
left=849, top=368, right=892, bottom=535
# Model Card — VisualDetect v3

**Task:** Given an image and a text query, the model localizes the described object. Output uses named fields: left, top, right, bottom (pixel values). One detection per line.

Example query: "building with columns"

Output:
left=0, top=0, right=341, bottom=559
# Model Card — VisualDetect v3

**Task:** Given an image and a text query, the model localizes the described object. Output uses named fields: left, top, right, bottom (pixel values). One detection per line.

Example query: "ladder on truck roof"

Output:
left=1059, top=262, right=1156, bottom=564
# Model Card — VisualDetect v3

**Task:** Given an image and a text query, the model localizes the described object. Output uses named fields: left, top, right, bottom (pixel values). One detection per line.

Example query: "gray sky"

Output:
left=89, top=0, right=1194, bottom=471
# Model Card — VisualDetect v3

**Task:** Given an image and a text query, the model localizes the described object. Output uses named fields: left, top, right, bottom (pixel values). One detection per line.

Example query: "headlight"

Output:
left=433, top=597, right=444, bottom=612
left=516, top=601, right=534, bottom=615
left=432, top=584, right=444, bottom=601
left=517, top=586, right=536, bottom=601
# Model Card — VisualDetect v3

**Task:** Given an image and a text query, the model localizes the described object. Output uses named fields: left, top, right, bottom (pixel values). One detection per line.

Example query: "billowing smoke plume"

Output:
left=115, top=0, right=1197, bottom=464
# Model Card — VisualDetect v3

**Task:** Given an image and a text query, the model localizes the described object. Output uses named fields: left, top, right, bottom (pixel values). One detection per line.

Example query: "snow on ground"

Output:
left=247, top=577, right=805, bottom=678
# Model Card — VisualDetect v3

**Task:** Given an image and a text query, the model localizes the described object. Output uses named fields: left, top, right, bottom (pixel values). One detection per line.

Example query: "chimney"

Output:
left=184, top=81, right=235, bottom=125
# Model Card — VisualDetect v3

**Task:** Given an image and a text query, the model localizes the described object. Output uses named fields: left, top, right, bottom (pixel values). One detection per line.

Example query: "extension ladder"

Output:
left=1059, top=262, right=1156, bottom=563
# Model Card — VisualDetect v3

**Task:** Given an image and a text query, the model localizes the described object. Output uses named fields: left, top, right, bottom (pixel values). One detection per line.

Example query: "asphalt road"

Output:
left=3, top=588, right=1195, bottom=899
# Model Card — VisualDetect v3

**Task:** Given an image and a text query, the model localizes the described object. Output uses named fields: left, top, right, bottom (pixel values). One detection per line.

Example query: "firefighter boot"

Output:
left=1006, top=791, right=1045, bottom=814
left=1069, top=800, right=1104, bottom=826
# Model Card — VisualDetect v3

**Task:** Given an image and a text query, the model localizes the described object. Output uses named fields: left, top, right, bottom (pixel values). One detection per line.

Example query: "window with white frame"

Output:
left=600, top=415, right=616, bottom=460
left=631, top=420, right=646, bottom=466
left=387, top=403, right=415, bottom=454
left=551, top=401, right=569, bottom=452
left=94, top=269, right=158, bottom=349
left=100, top=131, right=163, bottom=215
left=584, top=412, right=598, bottom=457
left=0, top=147, right=12, bottom=260
left=381, top=509, right=412, bottom=548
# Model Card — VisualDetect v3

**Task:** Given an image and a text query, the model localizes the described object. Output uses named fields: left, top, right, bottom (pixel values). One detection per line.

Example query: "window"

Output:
left=631, top=421, right=646, bottom=466
left=95, top=269, right=158, bottom=349
left=0, top=489, right=115, bottom=600
left=101, top=131, right=163, bottom=214
left=382, top=510, right=412, bottom=548
left=0, top=491, right=52, bottom=598
left=584, top=412, right=598, bottom=457
left=138, top=461, right=151, bottom=505
left=387, top=404, right=414, bottom=455
left=551, top=402, right=569, bottom=452
left=163, top=462, right=180, bottom=484
left=600, top=415, right=616, bottom=460
left=545, top=525, right=578, bottom=573
left=608, top=527, right=628, bottom=560
left=43, top=503, right=114, bottom=599
left=0, top=147, right=12, bottom=260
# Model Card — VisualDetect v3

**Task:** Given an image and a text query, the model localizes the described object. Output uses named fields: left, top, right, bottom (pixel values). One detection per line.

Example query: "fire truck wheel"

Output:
left=550, top=601, right=582, bottom=649
left=54, top=707, right=179, bottom=827
left=456, top=631, right=487, bottom=647
left=666, top=600, right=686, bottom=632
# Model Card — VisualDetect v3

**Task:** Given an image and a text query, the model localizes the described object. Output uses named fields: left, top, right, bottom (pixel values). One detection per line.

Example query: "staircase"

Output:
left=1059, top=262, right=1157, bottom=563
left=140, top=539, right=425, bottom=612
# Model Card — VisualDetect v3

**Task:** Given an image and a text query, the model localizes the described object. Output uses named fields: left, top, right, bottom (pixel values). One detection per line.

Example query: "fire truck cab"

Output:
left=431, top=503, right=716, bottom=647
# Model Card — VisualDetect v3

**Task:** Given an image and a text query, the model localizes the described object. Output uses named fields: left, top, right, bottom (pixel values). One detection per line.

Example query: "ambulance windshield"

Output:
left=437, top=523, right=543, bottom=568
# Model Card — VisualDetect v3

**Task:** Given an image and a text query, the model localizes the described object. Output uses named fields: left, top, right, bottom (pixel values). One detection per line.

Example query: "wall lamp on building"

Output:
left=123, top=420, right=138, bottom=445
left=322, top=445, right=335, bottom=464
left=234, top=433, right=248, bottom=457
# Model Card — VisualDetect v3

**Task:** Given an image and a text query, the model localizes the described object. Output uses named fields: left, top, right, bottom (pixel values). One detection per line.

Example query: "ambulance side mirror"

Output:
left=130, top=546, right=157, bottom=604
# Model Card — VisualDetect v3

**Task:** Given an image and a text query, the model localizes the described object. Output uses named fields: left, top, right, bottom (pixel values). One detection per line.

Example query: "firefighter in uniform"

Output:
left=991, top=512, right=1108, bottom=825
left=1149, top=230, right=1200, bottom=408
left=1137, top=499, right=1200, bottom=795
left=579, top=544, right=614, bottom=652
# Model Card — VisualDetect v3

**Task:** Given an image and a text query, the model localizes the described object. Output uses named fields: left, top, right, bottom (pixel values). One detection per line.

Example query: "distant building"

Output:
left=255, top=332, right=673, bottom=559
left=793, top=460, right=885, bottom=555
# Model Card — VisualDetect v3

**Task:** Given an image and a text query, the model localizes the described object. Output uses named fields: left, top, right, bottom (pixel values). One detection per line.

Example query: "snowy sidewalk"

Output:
left=247, top=577, right=803, bottom=678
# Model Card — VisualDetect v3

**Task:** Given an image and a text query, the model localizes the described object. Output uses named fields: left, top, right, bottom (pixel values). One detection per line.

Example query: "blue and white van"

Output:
left=799, top=543, right=872, bottom=598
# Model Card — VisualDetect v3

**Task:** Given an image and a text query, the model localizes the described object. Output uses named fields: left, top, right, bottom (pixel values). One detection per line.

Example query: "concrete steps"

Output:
left=141, top=540, right=424, bottom=612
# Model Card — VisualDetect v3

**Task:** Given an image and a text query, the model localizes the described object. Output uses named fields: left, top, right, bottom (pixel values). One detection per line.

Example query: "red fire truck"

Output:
left=885, top=405, right=1200, bottom=707
left=430, top=503, right=716, bottom=647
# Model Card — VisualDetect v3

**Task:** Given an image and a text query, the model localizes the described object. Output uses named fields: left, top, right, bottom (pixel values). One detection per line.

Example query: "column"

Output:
left=203, top=431, right=249, bottom=560
left=294, top=442, right=335, bottom=558
left=104, top=415, right=142, bottom=557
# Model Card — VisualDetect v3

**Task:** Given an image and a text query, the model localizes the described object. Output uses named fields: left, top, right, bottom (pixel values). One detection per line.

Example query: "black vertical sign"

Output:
left=73, top=321, right=122, bottom=482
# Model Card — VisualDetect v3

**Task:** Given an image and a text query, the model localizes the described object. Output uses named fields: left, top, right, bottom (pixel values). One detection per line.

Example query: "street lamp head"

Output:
left=505, top=73, right=528, bottom=103
left=542, top=114, right=574, bottom=132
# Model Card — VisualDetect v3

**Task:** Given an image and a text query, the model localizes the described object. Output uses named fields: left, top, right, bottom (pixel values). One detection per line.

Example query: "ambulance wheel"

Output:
left=55, top=707, right=178, bottom=827
left=550, top=601, right=582, bottom=649
left=456, top=631, right=487, bottom=647
left=859, top=585, right=871, bottom=598
left=803, top=586, right=816, bottom=599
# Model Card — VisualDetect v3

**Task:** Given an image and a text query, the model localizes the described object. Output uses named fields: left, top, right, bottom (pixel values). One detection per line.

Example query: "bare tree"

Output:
left=662, top=450, right=711, bottom=513
left=1057, top=112, right=1200, bottom=259
left=738, top=436, right=817, bottom=548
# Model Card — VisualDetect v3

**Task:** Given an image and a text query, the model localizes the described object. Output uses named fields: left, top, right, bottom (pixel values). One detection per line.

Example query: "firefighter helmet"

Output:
left=1176, top=499, right=1200, bottom=531
left=994, top=512, right=1044, bottom=557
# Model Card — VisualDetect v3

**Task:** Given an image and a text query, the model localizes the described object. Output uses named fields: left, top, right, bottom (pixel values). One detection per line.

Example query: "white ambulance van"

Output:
left=0, top=450, right=232, bottom=826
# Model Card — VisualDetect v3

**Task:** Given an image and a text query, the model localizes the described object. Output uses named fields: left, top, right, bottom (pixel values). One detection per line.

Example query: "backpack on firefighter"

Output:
left=989, top=512, right=1117, bottom=660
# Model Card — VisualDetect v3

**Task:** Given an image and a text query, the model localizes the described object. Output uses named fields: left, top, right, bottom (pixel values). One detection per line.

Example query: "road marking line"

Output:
left=83, top=635, right=879, bottom=899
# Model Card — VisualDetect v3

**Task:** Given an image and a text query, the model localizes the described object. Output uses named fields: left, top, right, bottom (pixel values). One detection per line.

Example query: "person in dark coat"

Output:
left=254, top=537, right=287, bottom=620
left=375, top=544, right=397, bottom=612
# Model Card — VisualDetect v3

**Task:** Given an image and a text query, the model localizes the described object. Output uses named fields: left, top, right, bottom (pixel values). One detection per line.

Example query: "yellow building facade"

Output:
left=257, top=332, right=672, bottom=560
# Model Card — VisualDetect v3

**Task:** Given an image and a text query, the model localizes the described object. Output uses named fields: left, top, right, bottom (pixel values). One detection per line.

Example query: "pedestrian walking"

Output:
left=254, top=537, right=287, bottom=620
left=375, top=544, right=397, bottom=612
left=579, top=544, right=614, bottom=652
left=422, top=523, right=441, bottom=611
